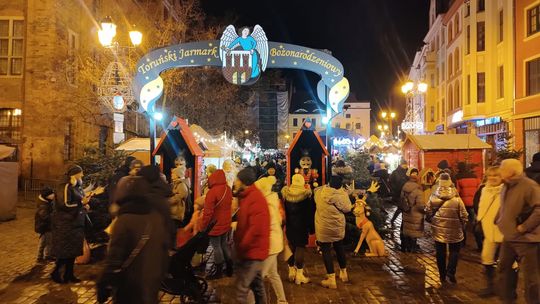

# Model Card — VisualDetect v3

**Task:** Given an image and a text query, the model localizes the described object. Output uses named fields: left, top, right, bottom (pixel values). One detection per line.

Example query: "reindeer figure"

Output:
left=353, top=196, right=387, bottom=257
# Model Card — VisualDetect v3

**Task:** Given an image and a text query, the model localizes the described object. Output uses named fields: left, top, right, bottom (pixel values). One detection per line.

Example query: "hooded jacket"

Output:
left=496, top=174, right=540, bottom=243
left=389, top=166, right=409, bottom=203
left=35, top=195, right=53, bottom=234
left=234, top=185, right=270, bottom=260
left=255, top=176, right=284, bottom=255
left=401, top=176, right=425, bottom=238
left=426, top=185, right=468, bottom=243
left=332, top=165, right=354, bottom=186
left=477, top=184, right=504, bottom=243
left=282, top=174, right=313, bottom=246
left=202, top=170, right=233, bottom=236
left=314, top=185, right=352, bottom=243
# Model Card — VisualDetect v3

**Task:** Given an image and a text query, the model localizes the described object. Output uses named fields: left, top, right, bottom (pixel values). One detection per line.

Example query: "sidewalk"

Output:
left=0, top=205, right=526, bottom=303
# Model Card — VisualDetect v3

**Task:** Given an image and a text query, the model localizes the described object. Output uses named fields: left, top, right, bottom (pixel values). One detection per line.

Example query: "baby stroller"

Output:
left=161, top=220, right=216, bottom=303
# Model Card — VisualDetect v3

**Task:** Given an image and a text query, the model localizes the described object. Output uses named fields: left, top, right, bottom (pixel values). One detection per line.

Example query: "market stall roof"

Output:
left=0, top=144, right=15, bottom=160
left=405, top=134, right=491, bottom=150
left=115, top=138, right=159, bottom=151
left=154, top=117, right=203, bottom=157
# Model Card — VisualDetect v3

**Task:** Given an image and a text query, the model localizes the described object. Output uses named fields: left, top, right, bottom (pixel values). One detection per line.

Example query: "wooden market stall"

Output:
left=402, top=134, right=491, bottom=178
left=154, top=117, right=204, bottom=200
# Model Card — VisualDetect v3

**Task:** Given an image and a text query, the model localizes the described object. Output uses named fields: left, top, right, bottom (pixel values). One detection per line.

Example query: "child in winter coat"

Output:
left=35, top=187, right=55, bottom=262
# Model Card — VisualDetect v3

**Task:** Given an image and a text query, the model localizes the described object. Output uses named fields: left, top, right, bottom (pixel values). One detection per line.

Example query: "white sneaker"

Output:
left=295, top=268, right=310, bottom=285
left=339, top=268, right=349, bottom=282
left=288, top=266, right=296, bottom=282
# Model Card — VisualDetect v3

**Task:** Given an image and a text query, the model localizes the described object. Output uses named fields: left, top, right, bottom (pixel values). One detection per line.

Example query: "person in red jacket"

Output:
left=201, top=169, right=233, bottom=279
left=455, top=162, right=481, bottom=247
left=233, top=167, right=270, bottom=304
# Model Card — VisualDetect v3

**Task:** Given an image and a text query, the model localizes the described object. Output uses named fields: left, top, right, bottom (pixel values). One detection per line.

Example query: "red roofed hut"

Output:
left=154, top=117, right=204, bottom=200
left=286, top=124, right=329, bottom=186
left=402, top=134, right=492, bottom=178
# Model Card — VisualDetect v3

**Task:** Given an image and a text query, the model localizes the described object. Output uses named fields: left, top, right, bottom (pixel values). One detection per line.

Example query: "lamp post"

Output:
left=401, top=81, right=428, bottom=134
left=380, top=110, right=396, bottom=139
left=97, top=16, right=143, bottom=145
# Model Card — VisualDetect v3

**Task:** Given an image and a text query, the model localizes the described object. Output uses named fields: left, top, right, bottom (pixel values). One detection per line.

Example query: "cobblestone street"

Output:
left=0, top=205, right=526, bottom=304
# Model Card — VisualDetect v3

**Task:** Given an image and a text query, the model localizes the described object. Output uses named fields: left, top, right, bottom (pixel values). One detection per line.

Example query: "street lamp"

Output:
left=380, top=110, right=396, bottom=139
left=98, top=17, right=142, bottom=48
left=401, top=80, right=428, bottom=134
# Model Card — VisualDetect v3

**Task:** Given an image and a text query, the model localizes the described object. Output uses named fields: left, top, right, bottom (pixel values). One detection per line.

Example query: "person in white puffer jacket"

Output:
left=255, top=176, right=287, bottom=304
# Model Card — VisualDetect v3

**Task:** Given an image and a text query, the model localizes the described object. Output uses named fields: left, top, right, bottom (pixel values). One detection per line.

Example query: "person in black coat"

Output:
left=389, top=160, right=409, bottom=224
left=525, top=152, right=540, bottom=184
left=97, top=176, right=169, bottom=304
left=107, top=156, right=136, bottom=202
left=51, top=165, right=88, bottom=283
left=35, top=187, right=55, bottom=262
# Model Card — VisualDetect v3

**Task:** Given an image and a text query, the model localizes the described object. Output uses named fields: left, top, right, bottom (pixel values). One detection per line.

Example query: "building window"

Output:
left=524, top=117, right=540, bottom=166
left=430, top=73, right=435, bottom=88
left=312, top=118, right=316, bottom=128
left=448, top=84, right=454, bottom=111
left=345, top=113, right=351, bottom=118
left=454, top=14, right=460, bottom=34
left=355, top=122, right=361, bottom=130
left=467, top=74, right=471, bottom=104
left=527, top=4, right=540, bottom=36
left=293, top=132, right=297, bottom=138
left=448, top=56, right=453, bottom=78
left=64, top=121, right=73, bottom=161
left=498, top=66, right=504, bottom=98
left=345, top=123, right=351, bottom=130
left=477, top=22, right=485, bottom=51
left=335, top=122, right=341, bottom=128
left=0, top=18, right=24, bottom=76
left=477, top=72, right=486, bottom=103
left=454, top=50, right=459, bottom=73
left=448, top=22, right=453, bottom=42
left=478, top=0, right=485, bottom=12
left=293, top=118, right=298, bottom=127
left=66, top=29, right=79, bottom=86
left=0, top=108, right=22, bottom=141
left=498, top=9, right=504, bottom=43
left=465, top=2, right=470, bottom=17
left=430, top=106, right=435, bottom=122
left=466, top=25, right=470, bottom=54
left=527, top=57, right=540, bottom=96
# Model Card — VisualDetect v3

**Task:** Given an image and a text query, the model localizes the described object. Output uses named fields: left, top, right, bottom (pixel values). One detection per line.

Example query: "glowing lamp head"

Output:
left=129, top=28, right=142, bottom=46
left=113, top=94, right=125, bottom=111
left=99, top=16, right=116, bottom=47
left=401, top=81, right=414, bottom=94
left=381, top=111, right=387, bottom=119
left=152, top=112, right=163, bottom=121
left=390, top=112, right=396, bottom=119
left=244, top=130, right=249, bottom=135
left=378, top=124, right=383, bottom=130
left=322, top=116, right=329, bottom=125
left=418, top=82, right=428, bottom=93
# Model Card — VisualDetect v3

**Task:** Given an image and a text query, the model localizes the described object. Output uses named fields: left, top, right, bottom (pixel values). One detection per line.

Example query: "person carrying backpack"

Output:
left=400, top=168, right=425, bottom=253
left=36, top=187, right=55, bottom=262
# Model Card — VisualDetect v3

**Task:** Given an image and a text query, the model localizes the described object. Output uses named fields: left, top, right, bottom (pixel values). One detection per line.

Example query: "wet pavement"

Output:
left=0, top=205, right=526, bottom=304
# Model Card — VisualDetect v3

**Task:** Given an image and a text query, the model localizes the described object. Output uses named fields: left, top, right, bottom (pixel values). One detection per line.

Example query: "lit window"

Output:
left=355, top=123, right=361, bottom=130
left=0, top=18, right=24, bottom=76
left=0, top=108, right=22, bottom=141
left=345, top=114, right=351, bottom=118
left=477, top=22, right=485, bottom=52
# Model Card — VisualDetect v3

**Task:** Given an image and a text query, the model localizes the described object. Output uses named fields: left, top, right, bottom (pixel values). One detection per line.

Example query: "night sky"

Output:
left=201, top=0, right=429, bottom=117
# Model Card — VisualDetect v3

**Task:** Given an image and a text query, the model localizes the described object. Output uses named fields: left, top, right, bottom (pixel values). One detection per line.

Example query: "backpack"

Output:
left=399, top=191, right=412, bottom=212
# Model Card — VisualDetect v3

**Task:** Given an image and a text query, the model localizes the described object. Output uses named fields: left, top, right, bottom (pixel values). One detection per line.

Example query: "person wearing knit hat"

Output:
left=35, top=186, right=55, bottom=262
left=400, top=168, right=424, bottom=253
left=282, top=174, right=313, bottom=284
left=51, top=164, right=87, bottom=284
left=426, top=172, right=468, bottom=285
left=233, top=167, right=270, bottom=304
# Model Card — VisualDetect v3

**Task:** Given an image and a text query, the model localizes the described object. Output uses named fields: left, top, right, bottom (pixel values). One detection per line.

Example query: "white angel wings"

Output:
left=219, top=25, right=269, bottom=72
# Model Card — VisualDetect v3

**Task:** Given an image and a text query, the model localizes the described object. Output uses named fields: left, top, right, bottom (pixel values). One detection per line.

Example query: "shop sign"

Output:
left=333, top=137, right=366, bottom=147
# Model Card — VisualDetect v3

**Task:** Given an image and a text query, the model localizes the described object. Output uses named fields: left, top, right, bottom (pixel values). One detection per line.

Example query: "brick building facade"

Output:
left=0, top=0, right=172, bottom=180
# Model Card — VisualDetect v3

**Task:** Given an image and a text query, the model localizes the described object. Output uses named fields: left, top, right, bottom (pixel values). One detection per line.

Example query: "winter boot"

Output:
left=321, top=273, right=337, bottom=289
left=294, top=268, right=310, bottom=285
left=63, top=261, right=81, bottom=283
left=225, top=260, right=234, bottom=277
left=339, top=268, right=349, bottom=283
left=51, top=267, right=63, bottom=284
left=288, top=266, right=297, bottom=282
left=206, top=263, right=224, bottom=280
left=478, top=265, right=496, bottom=298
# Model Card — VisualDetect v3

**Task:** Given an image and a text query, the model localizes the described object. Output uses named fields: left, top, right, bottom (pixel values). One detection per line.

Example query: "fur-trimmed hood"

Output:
left=281, top=185, right=312, bottom=203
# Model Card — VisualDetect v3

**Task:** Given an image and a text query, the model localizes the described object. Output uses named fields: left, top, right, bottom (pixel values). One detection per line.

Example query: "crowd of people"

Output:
left=32, top=152, right=540, bottom=304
